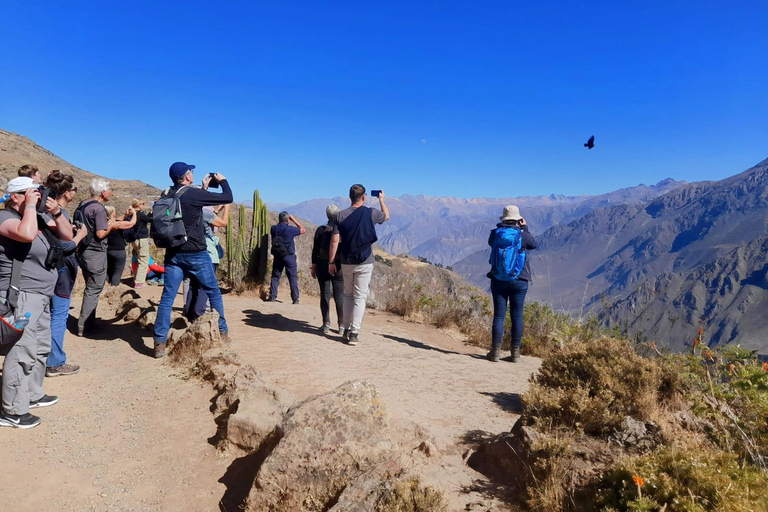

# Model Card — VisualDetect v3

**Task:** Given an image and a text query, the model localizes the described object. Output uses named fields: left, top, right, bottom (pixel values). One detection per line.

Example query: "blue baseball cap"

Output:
left=169, top=162, right=195, bottom=179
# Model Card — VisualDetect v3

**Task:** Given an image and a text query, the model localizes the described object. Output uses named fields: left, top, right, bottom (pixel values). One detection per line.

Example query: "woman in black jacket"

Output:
left=487, top=205, right=537, bottom=363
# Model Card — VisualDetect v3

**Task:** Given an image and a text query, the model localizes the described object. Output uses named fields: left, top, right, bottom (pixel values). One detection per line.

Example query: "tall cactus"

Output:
left=224, top=189, right=271, bottom=287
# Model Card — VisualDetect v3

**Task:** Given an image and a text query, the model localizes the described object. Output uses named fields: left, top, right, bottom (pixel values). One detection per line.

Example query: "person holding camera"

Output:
left=328, top=185, right=389, bottom=346
left=42, top=172, right=89, bottom=378
left=267, top=211, right=306, bottom=304
left=0, top=176, right=73, bottom=429
left=486, top=205, right=537, bottom=363
left=75, top=178, right=115, bottom=337
left=152, top=163, right=232, bottom=358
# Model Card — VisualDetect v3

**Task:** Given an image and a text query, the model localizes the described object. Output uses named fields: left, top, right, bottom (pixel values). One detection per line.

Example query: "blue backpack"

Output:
left=489, top=226, right=526, bottom=281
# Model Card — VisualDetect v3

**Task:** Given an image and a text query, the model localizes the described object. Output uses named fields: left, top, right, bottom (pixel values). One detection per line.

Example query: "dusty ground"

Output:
left=0, top=283, right=539, bottom=511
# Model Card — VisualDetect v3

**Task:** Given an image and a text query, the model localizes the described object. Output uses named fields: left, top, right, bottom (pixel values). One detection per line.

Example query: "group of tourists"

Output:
left=269, top=183, right=391, bottom=345
left=0, top=161, right=232, bottom=429
left=0, top=160, right=535, bottom=430
left=271, top=186, right=536, bottom=355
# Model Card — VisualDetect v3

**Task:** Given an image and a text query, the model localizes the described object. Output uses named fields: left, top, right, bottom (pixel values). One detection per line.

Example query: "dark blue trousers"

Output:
left=270, top=254, right=299, bottom=302
left=491, top=279, right=529, bottom=349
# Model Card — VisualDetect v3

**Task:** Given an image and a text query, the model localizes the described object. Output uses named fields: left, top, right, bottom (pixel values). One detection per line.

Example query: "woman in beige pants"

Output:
left=129, top=198, right=152, bottom=288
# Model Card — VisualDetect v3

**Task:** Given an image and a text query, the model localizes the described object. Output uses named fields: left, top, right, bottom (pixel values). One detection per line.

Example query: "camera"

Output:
left=207, top=173, right=220, bottom=189
left=371, top=189, right=381, bottom=197
left=37, top=187, right=59, bottom=214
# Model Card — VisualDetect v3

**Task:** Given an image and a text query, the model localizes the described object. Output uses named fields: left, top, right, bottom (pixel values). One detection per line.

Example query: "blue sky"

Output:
left=2, top=1, right=766, bottom=204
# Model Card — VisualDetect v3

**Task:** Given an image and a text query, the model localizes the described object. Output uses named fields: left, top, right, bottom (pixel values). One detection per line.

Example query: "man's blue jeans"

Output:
left=46, top=294, right=71, bottom=368
left=491, top=279, right=529, bottom=349
left=154, top=251, right=228, bottom=344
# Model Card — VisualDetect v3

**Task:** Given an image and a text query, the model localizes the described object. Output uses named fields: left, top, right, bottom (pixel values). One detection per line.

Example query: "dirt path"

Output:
left=1, top=285, right=539, bottom=511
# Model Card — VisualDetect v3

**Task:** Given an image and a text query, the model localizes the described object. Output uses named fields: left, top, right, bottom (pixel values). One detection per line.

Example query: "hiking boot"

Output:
left=220, top=333, right=232, bottom=345
left=342, top=328, right=350, bottom=341
left=46, top=363, right=80, bottom=377
left=77, top=328, right=84, bottom=337
left=154, top=342, right=167, bottom=359
left=29, top=395, right=59, bottom=408
left=347, top=333, right=359, bottom=346
left=293, top=299, right=300, bottom=305
left=486, top=345, right=501, bottom=362
left=511, top=347, right=521, bottom=363
left=0, top=410, right=41, bottom=429
left=321, top=324, right=331, bottom=335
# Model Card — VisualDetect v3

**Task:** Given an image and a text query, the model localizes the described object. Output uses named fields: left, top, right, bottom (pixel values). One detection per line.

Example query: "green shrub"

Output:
left=597, top=447, right=768, bottom=512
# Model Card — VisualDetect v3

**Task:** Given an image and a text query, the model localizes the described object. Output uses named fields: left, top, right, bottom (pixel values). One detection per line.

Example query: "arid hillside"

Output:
left=0, top=128, right=161, bottom=212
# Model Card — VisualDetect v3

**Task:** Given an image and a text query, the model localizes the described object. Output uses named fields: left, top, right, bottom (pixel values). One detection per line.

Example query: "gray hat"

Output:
left=499, top=205, right=522, bottom=221
left=326, top=204, right=340, bottom=221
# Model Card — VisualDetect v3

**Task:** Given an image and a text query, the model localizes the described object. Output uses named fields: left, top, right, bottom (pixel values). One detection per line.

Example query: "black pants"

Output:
left=107, top=249, right=127, bottom=286
left=316, top=261, right=343, bottom=326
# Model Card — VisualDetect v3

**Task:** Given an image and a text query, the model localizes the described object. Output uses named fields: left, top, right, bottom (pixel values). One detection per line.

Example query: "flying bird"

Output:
left=584, top=135, right=595, bottom=149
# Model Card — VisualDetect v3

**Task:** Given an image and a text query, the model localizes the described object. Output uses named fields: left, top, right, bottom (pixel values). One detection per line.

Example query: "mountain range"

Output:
left=268, top=179, right=686, bottom=267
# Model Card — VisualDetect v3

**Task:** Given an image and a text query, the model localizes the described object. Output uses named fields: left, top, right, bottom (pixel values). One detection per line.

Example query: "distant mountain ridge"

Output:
left=521, top=158, right=768, bottom=353
left=272, top=179, right=686, bottom=266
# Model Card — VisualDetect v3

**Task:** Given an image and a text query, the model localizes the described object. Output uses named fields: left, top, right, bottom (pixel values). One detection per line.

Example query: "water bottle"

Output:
left=13, top=312, right=32, bottom=329
left=0, top=194, right=10, bottom=204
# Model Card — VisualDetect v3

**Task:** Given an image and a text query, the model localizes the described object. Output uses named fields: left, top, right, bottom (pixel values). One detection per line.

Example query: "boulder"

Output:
left=167, top=312, right=221, bottom=365
left=222, top=366, right=294, bottom=452
left=245, top=381, right=410, bottom=512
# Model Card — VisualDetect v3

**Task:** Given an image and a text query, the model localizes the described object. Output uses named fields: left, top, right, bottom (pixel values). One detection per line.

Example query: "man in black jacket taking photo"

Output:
left=152, top=162, right=233, bottom=358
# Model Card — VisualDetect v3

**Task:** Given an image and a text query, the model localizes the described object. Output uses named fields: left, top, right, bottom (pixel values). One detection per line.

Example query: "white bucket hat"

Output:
left=499, top=205, right=522, bottom=221
left=5, top=177, right=40, bottom=194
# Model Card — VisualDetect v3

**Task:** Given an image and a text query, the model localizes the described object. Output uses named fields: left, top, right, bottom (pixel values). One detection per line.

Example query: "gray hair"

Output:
left=278, top=211, right=290, bottom=223
left=104, top=205, right=116, bottom=218
left=325, top=204, right=340, bottom=221
left=90, top=178, right=110, bottom=196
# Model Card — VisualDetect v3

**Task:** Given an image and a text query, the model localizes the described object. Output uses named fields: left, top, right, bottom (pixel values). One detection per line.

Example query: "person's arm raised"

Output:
left=210, top=204, right=231, bottom=228
left=288, top=214, right=306, bottom=235
left=378, top=190, right=390, bottom=222
left=0, top=189, right=42, bottom=243
left=187, top=173, right=233, bottom=206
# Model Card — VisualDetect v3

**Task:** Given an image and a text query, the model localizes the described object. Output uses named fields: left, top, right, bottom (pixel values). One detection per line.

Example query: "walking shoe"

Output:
left=347, top=333, right=359, bottom=346
left=29, top=395, right=59, bottom=408
left=321, top=324, right=331, bottom=334
left=46, top=363, right=81, bottom=377
left=134, top=282, right=146, bottom=289
left=511, top=347, right=521, bottom=363
left=293, top=299, right=300, bottom=305
left=77, top=328, right=84, bottom=337
left=154, top=342, right=167, bottom=359
left=342, top=328, right=350, bottom=341
left=220, top=333, right=232, bottom=345
left=0, top=410, right=41, bottom=429
left=486, top=345, right=501, bottom=362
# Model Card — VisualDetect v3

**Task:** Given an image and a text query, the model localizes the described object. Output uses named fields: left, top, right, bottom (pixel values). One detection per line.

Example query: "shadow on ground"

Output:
left=218, top=434, right=281, bottom=512
left=379, top=333, right=467, bottom=356
left=242, top=309, right=320, bottom=336
left=478, top=391, right=524, bottom=414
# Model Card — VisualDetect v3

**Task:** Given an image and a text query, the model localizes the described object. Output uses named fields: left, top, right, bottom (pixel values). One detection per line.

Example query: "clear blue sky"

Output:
left=2, top=1, right=766, bottom=204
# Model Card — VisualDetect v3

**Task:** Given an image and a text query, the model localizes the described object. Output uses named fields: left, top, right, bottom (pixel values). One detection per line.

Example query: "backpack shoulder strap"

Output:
left=0, top=209, right=27, bottom=309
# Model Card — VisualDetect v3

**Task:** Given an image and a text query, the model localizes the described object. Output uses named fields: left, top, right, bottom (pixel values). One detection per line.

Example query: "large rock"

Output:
left=245, top=381, right=415, bottom=512
left=222, top=366, right=294, bottom=452
left=167, top=313, right=220, bottom=365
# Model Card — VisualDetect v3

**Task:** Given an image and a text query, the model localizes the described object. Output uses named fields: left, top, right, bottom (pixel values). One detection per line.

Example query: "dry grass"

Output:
left=521, top=337, right=663, bottom=436
left=376, top=478, right=447, bottom=512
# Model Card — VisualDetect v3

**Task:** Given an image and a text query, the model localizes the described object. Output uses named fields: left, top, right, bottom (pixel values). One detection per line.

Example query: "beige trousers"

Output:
left=131, top=238, right=150, bottom=284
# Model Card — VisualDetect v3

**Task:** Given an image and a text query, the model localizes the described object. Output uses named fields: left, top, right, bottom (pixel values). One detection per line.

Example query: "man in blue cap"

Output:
left=153, top=162, right=233, bottom=358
